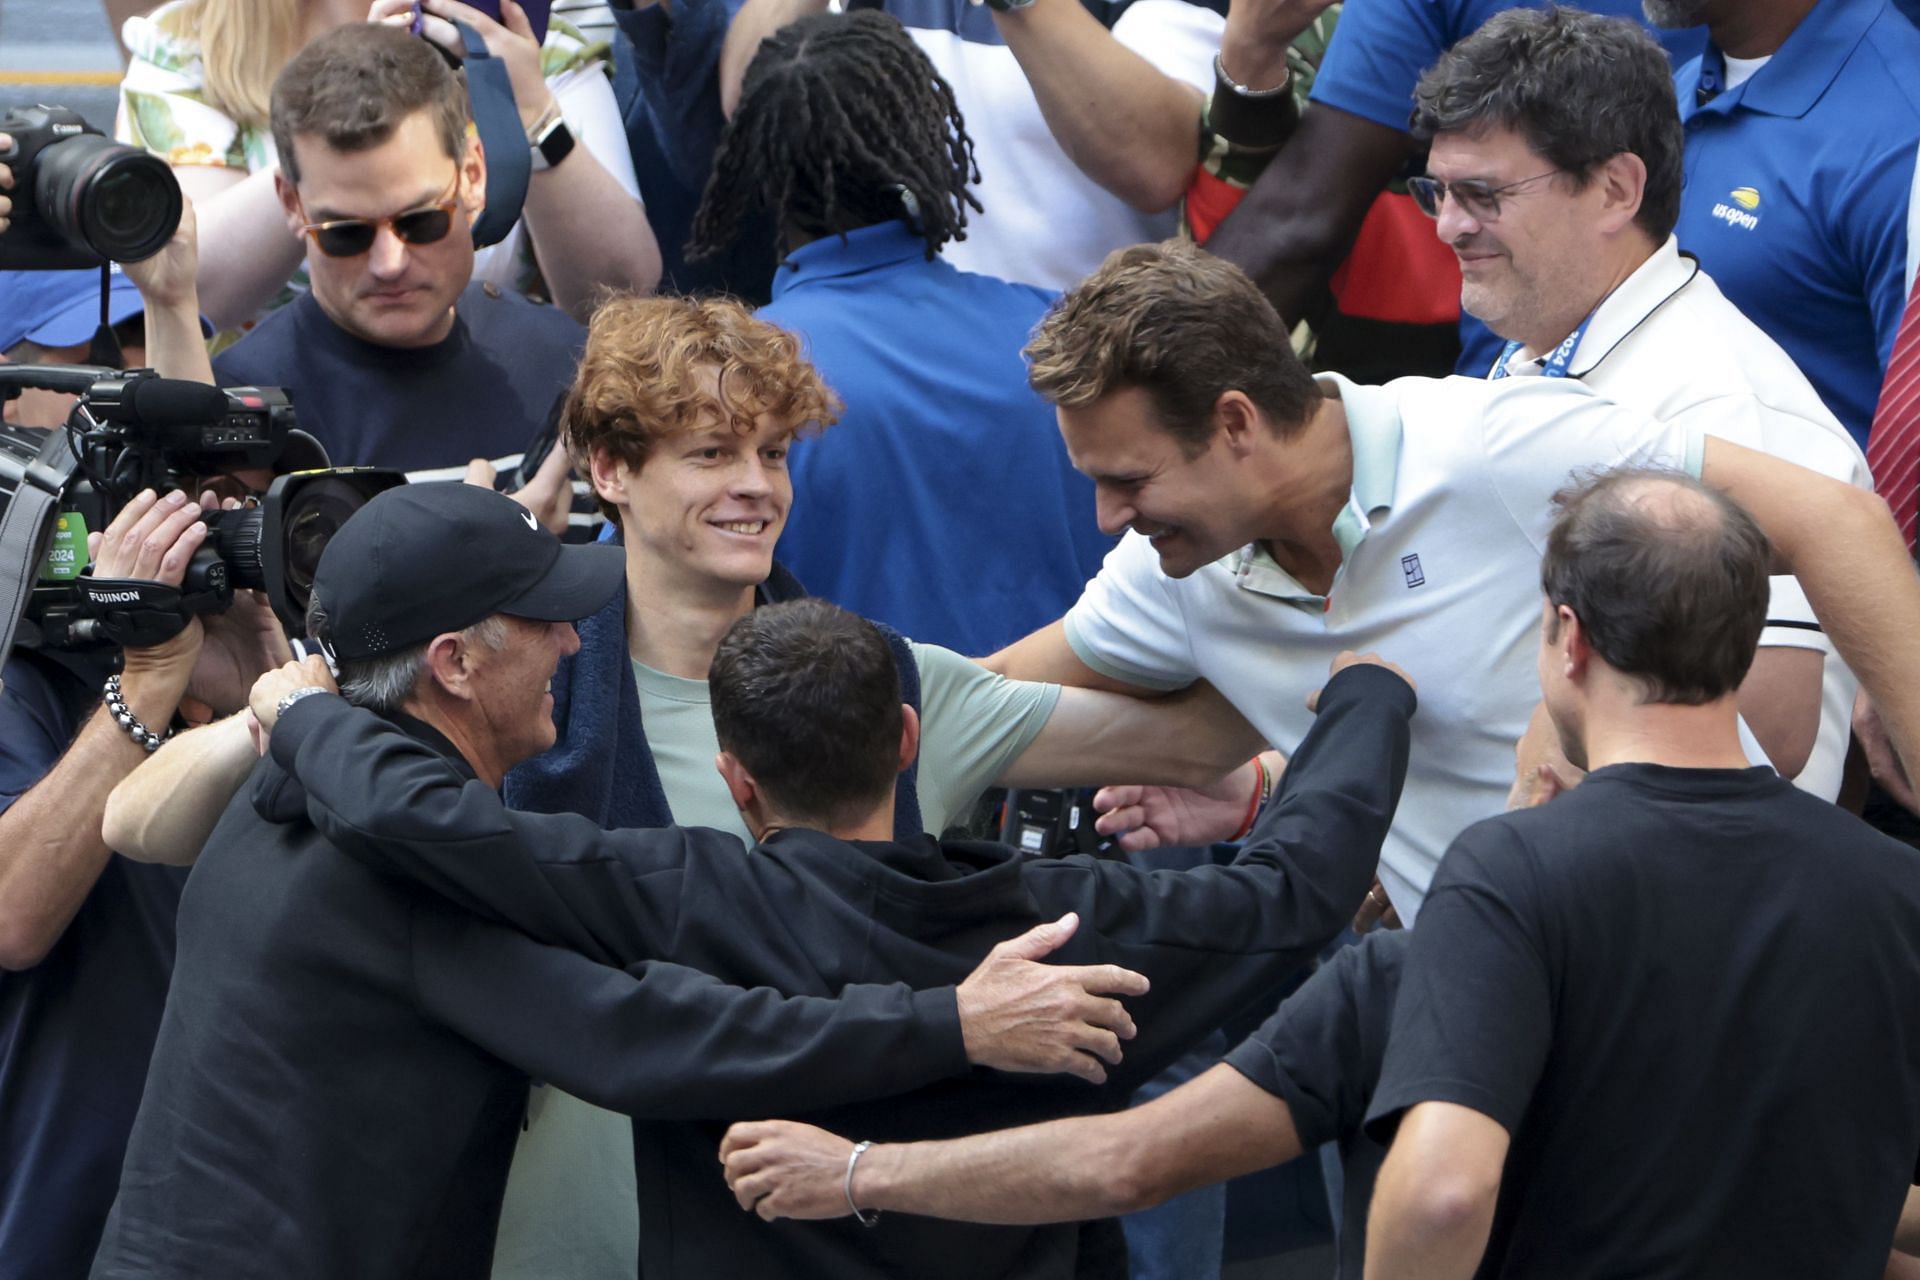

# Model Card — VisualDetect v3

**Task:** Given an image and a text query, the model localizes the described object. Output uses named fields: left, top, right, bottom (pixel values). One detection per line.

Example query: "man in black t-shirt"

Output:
left=719, top=467, right=1920, bottom=1280
left=1361, top=468, right=1920, bottom=1280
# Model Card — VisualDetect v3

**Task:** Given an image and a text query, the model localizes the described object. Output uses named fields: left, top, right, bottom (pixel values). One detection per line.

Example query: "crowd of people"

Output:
left=1, top=0, right=1919, bottom=1277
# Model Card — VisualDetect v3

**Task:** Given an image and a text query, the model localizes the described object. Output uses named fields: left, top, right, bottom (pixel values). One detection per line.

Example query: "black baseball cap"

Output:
left=311, top=482, right=623, bottom=662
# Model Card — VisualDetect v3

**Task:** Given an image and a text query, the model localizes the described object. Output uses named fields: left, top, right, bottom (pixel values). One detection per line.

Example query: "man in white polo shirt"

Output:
left=989, top=240, right=1913, bottom=923
left=1407, top=5, right=1870, bottom=801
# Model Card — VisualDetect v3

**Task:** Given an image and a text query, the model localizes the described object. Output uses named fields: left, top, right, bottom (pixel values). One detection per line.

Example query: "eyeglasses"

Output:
left=296, top=176, right=462, bottom=258
left=1407, top=170, right=1563, bottom=222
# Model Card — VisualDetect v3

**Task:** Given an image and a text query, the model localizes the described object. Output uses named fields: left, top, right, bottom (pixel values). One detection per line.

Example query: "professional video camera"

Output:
left=0, top=107, right=183, bottom=270
left=0, top=365, right=403, bottom=669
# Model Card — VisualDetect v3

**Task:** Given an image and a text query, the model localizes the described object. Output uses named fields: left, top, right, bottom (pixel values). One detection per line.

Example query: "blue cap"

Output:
left=0, top=266, right=147, bottom=354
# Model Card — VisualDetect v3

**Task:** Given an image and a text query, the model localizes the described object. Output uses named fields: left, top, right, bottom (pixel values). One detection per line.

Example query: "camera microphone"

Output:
left=122, top=378, right=230, bottom=431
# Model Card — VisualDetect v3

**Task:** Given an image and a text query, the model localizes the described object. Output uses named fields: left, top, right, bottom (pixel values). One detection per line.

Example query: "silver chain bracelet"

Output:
left=102, top=674, right=174, bottom=753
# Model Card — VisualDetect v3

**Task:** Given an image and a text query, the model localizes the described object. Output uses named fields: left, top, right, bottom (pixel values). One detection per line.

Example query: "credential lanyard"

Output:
left=1490, top=310, right=1594, bottom=381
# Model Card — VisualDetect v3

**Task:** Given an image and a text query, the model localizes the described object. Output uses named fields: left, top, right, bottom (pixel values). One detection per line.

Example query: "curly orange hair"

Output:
left=563, top=294, right=843, bottom=524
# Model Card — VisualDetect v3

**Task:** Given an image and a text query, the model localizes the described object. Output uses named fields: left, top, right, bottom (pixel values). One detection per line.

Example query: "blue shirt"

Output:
left=1307, top=0, right=1708, bottom=377
left=609, top=0, right=780, bottom=302
left=0, top=653, right=187, bottom=1278
left=1673, top=0, right=1920, bottom=449
left=212, top=284, right=582, bottom=473
left=761, top=223, right=1114, bottom=656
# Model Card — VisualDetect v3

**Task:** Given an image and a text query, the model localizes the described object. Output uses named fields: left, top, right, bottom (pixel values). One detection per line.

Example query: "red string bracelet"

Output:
left=1231, top=754, right=1269, bottom=842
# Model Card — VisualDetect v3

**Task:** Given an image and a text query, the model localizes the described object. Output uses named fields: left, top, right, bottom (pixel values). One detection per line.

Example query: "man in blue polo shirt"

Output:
left=1205, top=0, right=1703, bottom=371
left=1653, top=0, right=1920, bottom=451
left=689, top=10, right=1111, bottom=656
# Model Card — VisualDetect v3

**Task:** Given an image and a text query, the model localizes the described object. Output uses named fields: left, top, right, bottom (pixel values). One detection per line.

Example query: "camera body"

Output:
left=0, top=107, right=183, bottom=270
left=0, top=367, right=403, bottom=661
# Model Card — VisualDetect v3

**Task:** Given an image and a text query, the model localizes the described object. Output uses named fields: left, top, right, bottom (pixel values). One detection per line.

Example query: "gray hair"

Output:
left=305, top=595, right=510, bottom=715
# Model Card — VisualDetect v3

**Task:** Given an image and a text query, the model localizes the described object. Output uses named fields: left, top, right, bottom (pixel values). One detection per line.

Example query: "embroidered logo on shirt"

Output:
left=1401, top=554, right=1426, bottom=589
left=1712, top=187, right=1760, bottom=231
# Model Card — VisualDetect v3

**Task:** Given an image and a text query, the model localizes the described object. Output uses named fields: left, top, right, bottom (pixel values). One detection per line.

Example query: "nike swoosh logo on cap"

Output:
left=521, top=510, right=538, bottom=531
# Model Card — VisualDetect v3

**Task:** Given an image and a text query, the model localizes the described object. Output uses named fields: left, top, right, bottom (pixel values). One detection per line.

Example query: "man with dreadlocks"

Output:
left=690, top=10, right=1112, bottom=656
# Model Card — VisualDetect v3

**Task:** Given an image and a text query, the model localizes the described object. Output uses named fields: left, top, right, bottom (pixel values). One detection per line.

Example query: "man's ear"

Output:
left=422, top=631, right=477, bottom=700
left=589, top=446, right=631, bottom=511
left=1557, top=605, right=1593, bottom=681
left=716, top=750, right=757, bottom=812
left=275, top=170, right=306, bottom=240
left=1597, top=151, right=1648, bottom=234
left=460, top=131, right=488, bottom=223
left=1213, top=390, right=1265, bottom=459
left=897, top=703, right=921, bottom=775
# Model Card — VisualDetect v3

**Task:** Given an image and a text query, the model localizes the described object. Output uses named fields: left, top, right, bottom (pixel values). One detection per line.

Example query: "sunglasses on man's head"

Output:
left=1407, top=170, right=1562, bottom=223
left=297, top=178, right=462, bottom=258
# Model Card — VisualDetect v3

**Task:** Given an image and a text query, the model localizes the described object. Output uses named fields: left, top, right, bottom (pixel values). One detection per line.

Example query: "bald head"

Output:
left=1541, top=468, right=1771, bottom=704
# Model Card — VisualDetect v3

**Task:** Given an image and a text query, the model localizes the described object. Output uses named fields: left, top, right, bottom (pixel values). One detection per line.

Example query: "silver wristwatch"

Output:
left=275, top=686, right=332, bottom=721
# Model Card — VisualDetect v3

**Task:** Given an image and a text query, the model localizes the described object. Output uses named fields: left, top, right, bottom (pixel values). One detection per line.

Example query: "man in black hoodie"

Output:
left=90, top=483, right=1156, bottom=1280
left=239, top=586, right=1414, bottom=1279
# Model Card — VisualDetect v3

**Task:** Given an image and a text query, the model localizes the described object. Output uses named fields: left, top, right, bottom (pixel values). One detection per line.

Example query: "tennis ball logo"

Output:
left=1730, top=187, right=1761, bottom=211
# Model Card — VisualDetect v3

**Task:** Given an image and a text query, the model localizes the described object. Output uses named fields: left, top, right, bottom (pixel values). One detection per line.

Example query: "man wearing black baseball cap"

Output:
left=299, top=480, right=626, bottom=786
left=92, top=482, right=1140, bottom=1280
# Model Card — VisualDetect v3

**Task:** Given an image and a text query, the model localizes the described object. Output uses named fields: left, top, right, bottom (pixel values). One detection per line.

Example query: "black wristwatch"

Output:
left=530, top=113, right=576, bottom=172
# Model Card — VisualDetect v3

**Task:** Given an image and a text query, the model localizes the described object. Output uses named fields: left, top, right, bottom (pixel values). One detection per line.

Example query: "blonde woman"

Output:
left=118, top=0, right=659, bottom=331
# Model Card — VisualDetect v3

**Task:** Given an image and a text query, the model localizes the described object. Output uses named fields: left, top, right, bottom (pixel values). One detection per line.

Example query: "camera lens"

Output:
left=202, top=508, right=268, bottom=593
left=280, top=477, right=375, bottom=618
left=35, top=135, right=182, bottom=263
left=92, top=166, right=157, bottom=240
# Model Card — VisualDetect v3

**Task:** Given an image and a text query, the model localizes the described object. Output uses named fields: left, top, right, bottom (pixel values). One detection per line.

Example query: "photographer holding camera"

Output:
left=0, top=180, right=292, bottom=1274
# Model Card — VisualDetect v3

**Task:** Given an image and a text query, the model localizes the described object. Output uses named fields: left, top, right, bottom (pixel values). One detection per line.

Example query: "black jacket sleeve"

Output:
left=1025, top=662, right=1415, bottom=1093
left=408, top=900, right=967, bottom=1119
left=272, top=694, right=742, bottom=969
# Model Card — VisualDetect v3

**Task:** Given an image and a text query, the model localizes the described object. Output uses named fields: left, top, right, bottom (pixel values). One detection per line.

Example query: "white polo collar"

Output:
left=1500, top=236, right=1704, bottom=382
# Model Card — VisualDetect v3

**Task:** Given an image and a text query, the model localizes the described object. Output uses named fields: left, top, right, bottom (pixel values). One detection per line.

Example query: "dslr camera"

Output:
left=0, top=106, right=183, bottom=270
left=0, top=365, right=402, bottom=670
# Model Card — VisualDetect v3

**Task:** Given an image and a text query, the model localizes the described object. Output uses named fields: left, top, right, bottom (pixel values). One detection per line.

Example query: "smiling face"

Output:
left=1057, top=386, right=1256, bottom=579
left=466, top=614, right=582, bottom=773
left=598, top=402, right=797, bottom=595
left=1427, top=126, right=1605, bottom=354
left=277, top=110, right=483, bottom=350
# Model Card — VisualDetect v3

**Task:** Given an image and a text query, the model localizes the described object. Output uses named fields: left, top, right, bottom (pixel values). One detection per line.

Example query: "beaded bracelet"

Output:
left=102, top=674, right=174, bottom=754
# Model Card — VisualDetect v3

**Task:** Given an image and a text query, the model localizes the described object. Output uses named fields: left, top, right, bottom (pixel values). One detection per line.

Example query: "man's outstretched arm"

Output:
left=985, top=619, right=1149, bottom=691
left=422, top=897, right=1152, bottom=1094
left=997, top=678, right=1266, bottom=791
left=417, top=907, right=1151, bottom=1115
left=418, top=906, right=962, bottom=1120
left=1698, top=438, right=1920, bottom=776
left=104, top=711, right=256, bottom=864
left=722, top=1062, right=1301, bottom=1224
